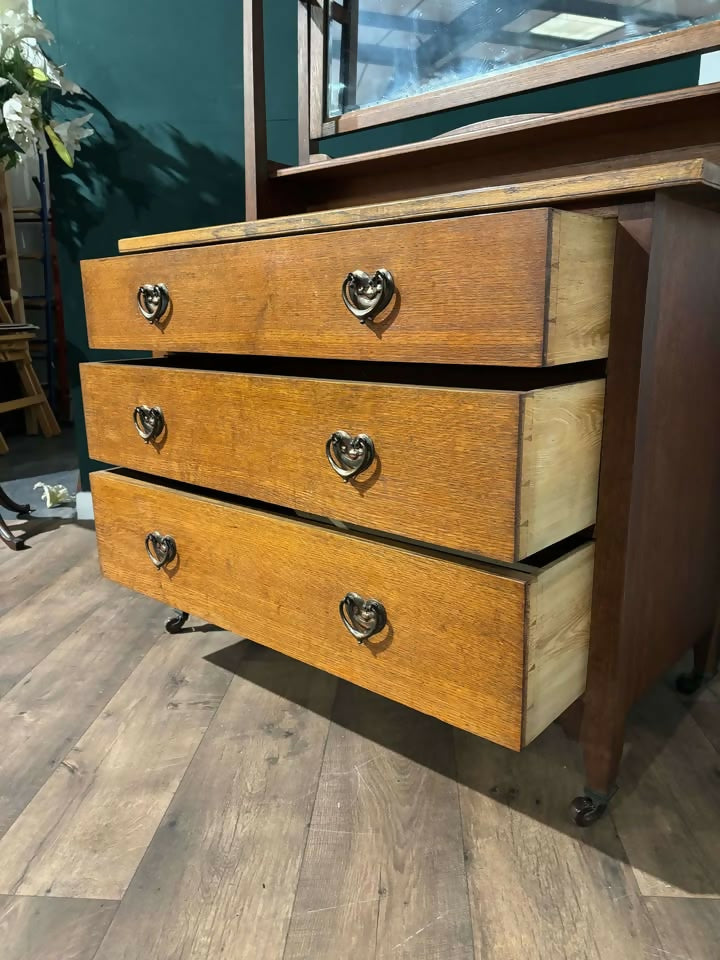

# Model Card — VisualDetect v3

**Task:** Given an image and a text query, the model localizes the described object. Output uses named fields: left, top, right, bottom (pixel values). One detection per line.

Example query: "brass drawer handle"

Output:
left=342, top=269, right=394, bottom=323
left=133, top=405, right=165, bottom=442
left=326, top=430, right=375, bottom=481
left=137, top=283, right=169, bottom=323
left=339, top=592, right=387, bottom=643
left=145, top=531, right=177, bottom=569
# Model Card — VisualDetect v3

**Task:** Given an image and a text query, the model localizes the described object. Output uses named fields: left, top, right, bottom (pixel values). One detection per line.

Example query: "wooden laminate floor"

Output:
left=1, top=519, right=719, bottom=960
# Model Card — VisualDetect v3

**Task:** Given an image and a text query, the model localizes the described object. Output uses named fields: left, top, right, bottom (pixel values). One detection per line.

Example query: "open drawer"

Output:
left=92, top=469, right=595, bottom=750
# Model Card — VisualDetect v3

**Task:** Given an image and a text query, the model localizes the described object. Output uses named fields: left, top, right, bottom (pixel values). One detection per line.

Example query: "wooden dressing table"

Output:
left=79, top=2, right=720, bottom=824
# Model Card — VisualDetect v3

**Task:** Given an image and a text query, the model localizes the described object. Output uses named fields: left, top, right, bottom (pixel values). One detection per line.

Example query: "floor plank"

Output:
left=0, top=522, right=94, bottom=616
left=611, top=686, right=720, bottom=898
left=0, top=627, right=245, bottom=900
left=284, top=682, right=474, bottom=960
left=91, top=647, right=336, bottom=960
left=645, top=897, right=720, bottom=960
left=0, top=893, right=116, bottom=960
left=689, top=699, right=720, bottom=754
left=455, top=723, right=662, bottom=960
left=0, top=546, right=114, bottom=699
left=0, top=587, right=162, bottom=840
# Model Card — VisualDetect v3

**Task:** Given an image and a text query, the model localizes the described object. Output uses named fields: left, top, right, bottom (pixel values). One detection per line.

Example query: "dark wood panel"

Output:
left=579, top=217, right=650, bottom=795
left=623, top=194, right=720, bottom=701
left=582, top=194, right=720, bottom=797
left=269, top=83, right=720, bottom=212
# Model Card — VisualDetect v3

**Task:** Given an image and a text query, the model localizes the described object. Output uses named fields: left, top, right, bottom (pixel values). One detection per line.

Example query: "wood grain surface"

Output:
left=0, top=895, right=117, bottom=960
left=0, top=546, right=106, bottom=698
left=610, top=686, right=720, bottom=899
left=0, top=626, right=243, bottom=899
left=0, top=523, right=94, bottom=617
left=284, top=682, right=474, bottom=960
left=85, top=209, right=611, bottom=366
left=91, top=647, right=336, bottom=960
left=81, top=363, right=604, bottom=561
left=455, top=723, right=665, bottom=960
left=0, top=588, right=159, bottom=841
left=546, top=213, right=616, bottom=365
left=90, top=471, right=594, bottom=749
left=2, top=519, right=716, bottom=960
left=524, top=543, right=594, bottom=746
left=117, top=158, right=717, bottom=253
left=518, top=380, right=605, bottom=558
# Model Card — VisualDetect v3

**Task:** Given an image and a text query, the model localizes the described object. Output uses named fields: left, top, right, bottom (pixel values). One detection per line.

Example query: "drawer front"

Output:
left=81, top=363, right=605, bottom=561
left=91, top=470, right=594, bottom=749
left=82, top=209, right=615, bottom=366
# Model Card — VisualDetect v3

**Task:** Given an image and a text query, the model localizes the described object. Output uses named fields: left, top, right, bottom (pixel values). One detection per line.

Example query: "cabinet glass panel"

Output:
left=326, top=0, right=720, bottom=117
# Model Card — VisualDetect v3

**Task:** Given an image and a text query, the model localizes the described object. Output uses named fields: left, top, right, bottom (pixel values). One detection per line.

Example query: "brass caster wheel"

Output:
left=165, top=610, right=189, bottom=634
left=571, top=796, right=607, bottom=827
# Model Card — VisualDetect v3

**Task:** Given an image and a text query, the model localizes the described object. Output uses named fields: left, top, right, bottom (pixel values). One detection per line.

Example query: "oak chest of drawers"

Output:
left=80, top=157, right=720, bottom=824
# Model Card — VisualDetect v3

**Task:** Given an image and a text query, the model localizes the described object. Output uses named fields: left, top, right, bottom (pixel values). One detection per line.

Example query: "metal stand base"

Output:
left=165, top=609, right=189, bottom=634
left=0, top=484, right=33, bottom=551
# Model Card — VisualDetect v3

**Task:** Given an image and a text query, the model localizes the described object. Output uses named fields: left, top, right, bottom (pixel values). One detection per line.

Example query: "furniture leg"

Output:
left=676, top=625, right=720, bottom=695
left=0, top=511, right=24, bottom=550
left=165, top=609, right=189, bottom=634
left=0, top=430, right=7, bottom=455
left=572, top=720, right=624, bottom=826
left=0, top=484, right=32, bottom=516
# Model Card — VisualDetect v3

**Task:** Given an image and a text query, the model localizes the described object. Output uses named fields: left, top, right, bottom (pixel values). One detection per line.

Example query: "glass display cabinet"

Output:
left=240, top=1, right=720, bottom=218
left=319, top=0, right=720, bottom=131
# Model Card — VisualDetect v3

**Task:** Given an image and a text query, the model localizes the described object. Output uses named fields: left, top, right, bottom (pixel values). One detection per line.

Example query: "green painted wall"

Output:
left=41, top=1, right=700, bottom=486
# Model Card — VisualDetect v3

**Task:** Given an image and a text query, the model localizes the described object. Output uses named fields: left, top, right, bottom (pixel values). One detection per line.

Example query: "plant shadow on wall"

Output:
left=50, top=92, right=245, bottom=261
left=47, top=91, right=246, bottom=484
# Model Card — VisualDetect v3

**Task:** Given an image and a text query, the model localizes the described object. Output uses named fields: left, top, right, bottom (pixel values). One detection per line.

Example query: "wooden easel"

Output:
left=0, top=173, right=60, bottom=452
left=0, top=325, right=60, bottom=453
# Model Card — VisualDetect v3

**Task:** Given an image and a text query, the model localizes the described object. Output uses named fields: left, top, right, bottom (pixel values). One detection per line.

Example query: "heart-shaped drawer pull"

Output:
left=326, top=430, right=375, bottom=481
left=144, top=531, right=177, bottom=569
left=137, top=283, right=170, bottom=323
left=342, top=269, right=394, bottom=323
left=339, top=592, right=387, bottom=643
left=133, top=405, right=165, bottom=442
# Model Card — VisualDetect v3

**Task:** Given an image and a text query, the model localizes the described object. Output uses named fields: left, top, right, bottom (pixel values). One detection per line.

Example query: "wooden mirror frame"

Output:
left=243, top=0, right=720, bottom=219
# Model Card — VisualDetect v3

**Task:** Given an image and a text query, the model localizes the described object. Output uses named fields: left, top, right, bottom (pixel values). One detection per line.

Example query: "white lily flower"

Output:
left=0, top=10, right=54, bottom=56
left=45, top=59, right=83, bottom=95
left=3, top=91, right=38, bottom=152
left=50, top=112, right=93, bottom=161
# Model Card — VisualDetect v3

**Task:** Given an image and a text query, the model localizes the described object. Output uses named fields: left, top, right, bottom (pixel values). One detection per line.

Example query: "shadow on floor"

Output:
left=203, top=636, right=719, bottom=899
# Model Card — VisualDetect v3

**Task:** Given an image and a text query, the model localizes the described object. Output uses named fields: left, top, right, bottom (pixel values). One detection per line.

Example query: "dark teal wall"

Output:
left=41, top=0, right=700, bottom=486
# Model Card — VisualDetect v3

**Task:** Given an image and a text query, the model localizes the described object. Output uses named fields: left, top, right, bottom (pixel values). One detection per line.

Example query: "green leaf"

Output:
left=31, top=67, right=48, bottom=82
left=45, top=124, right=72, bottom=167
